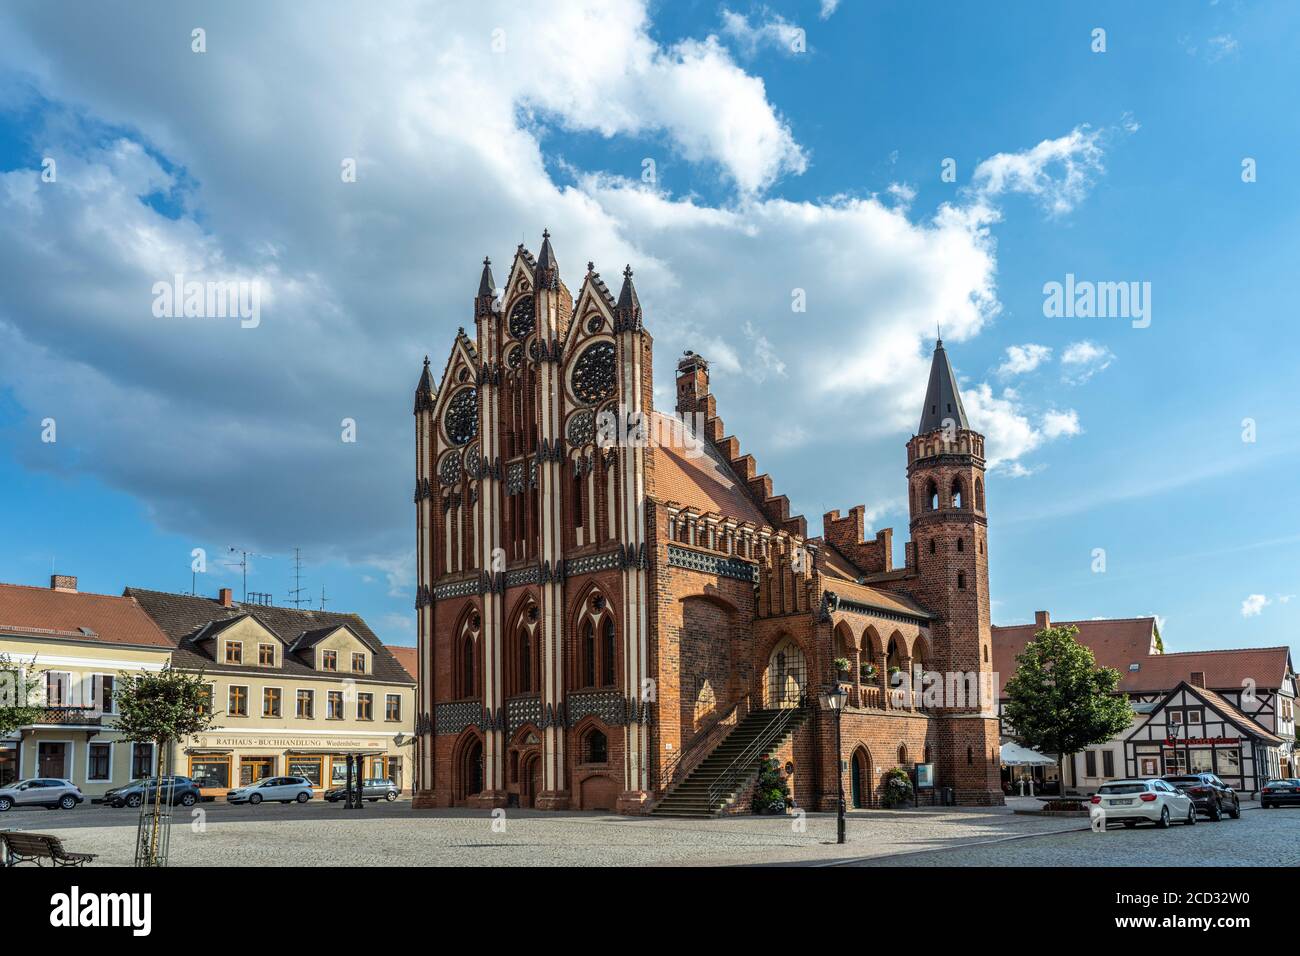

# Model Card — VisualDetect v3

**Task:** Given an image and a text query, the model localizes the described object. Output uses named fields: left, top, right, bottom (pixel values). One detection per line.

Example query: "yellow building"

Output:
left=0, top=576, right=176, bottom=797
left=127, top=588, right=416, bottom=794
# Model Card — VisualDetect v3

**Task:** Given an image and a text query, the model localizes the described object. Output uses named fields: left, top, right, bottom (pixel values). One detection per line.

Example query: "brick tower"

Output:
left=903, top=338, right=1002, bottom=804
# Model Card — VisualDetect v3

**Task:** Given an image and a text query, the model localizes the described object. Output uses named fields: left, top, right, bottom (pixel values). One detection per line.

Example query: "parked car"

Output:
left=103, top=776, right=202, bottom=809
left=226, top=775, right=314, bottom=805
left=1091, top=778, right=1196, bottom=828
left=1262, top=778, right=1300, bottom=808
left=1162, top=772, right=1241, bottom=821
left=323, top=778, right=399, bottom=803
left=0, top=778, right=84, bottom=812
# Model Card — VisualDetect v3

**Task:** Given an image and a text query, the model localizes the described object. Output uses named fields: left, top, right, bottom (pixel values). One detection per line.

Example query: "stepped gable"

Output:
left=821, top=505, right=894, bottom=576
left=672, top=351, right=807, bottom=538
left=649, top=410, right=768, bottom=528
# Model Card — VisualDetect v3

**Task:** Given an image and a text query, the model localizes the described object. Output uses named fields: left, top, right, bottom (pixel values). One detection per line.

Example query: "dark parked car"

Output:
left=323, top=778, right=399, bottom=802
left=1262, top=778, right=1300, bottom=808
left=103, top=776, right=202, bottom=809
left=1162, top=773, right=1240, bottom=820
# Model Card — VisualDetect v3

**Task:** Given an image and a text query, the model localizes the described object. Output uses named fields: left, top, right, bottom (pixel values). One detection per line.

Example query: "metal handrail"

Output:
left=705, top=703, right=805, bottom=808
left=656, top=699, right=749, bottom=792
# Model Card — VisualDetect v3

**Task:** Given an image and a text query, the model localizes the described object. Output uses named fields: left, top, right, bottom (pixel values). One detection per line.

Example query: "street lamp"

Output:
left=819, top=684, right=848, bottom=844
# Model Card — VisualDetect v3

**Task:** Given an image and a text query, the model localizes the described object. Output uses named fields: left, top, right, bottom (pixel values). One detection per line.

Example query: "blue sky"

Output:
left=0, top=0, right=1296, bottom=660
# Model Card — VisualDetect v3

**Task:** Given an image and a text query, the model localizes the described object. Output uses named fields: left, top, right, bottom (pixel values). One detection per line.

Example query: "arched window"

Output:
left=600, top=617, right=616, bottom=687
left=951, top=477, right=964, bottom=509
left=461, top=634, right=475, bottom=698
left=573, top=471, right=584, bottom=530
left=924, top=744, right=932, bottom=764
left=518, top=628, right=532, bottom=693
left=928, top=539, right=936, bottom=554
left=975, top=477, right=985, bottom=511
left=897, top=745, right=908, bottom=766
left=584, top=728, right=608, bottom=764
left=957, top=538, right=964, bottom=553
left=926, top=479, right=939, bottom=511
left=957, top=571, right=966, bottom=590
left=582, top=621, right=596, bottom=688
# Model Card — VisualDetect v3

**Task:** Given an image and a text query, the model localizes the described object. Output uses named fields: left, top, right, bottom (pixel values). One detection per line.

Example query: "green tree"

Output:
left=113, top=666, right=219, bottom=865
left=1002, top=624, right=1133, bottom=797
left=0, top=653, right=43, bottom=738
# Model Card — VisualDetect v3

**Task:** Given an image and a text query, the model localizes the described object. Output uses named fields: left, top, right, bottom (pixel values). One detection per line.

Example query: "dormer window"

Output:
left=225, top=641, right=242, bottom=664
left=352, top=652, right=367, bottom=674
left=322, top=650, right=338, bottom=672
left=259, top=643, right=275, bottom=666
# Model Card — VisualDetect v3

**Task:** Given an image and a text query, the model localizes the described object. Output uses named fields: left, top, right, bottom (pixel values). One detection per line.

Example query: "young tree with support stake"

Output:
left=113, top=666, right=219, bottom=866
left=1002, top=624, right=1133, bottom=798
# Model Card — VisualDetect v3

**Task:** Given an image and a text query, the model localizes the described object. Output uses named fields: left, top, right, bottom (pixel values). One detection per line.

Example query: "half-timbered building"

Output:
left=412, top=231, right=1004, bottom=813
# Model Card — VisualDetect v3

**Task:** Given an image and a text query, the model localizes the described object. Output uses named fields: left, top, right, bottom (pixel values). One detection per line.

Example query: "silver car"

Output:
left=0, top=778, right=84, bottom=812
left=226, top=775, right=314, bottom=805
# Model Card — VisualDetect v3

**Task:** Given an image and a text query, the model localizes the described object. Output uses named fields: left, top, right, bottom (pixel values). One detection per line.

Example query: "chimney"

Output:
left=1034, top=610, right=1050, bottom=631
left=50, top=574, right=78, bottom=593
left=1190, top=671, right=1206, bottom=689
left=219, top=588, right=234, bottom=608
left=675, top=351, right=710, bottom=415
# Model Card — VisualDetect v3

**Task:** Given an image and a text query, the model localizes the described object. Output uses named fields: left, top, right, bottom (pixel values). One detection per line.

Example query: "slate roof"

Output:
left=125, top=588, right=415, bottom=686
left=917, top=338, right=969, bottom=434
left=0, top=582, right=173, bottom=649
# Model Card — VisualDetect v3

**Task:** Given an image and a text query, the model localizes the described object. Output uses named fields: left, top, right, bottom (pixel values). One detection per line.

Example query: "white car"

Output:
left=1091, top=778, right=1196, bottom=828
left=226, top=775, right=314, bottom=805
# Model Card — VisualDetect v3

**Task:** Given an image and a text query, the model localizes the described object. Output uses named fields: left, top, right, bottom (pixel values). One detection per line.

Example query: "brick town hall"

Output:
left=410, top=231, right=1004, bottom=813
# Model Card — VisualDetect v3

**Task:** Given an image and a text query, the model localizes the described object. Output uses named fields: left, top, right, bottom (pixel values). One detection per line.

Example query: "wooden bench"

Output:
left=1, top=831, right=98, bottom=867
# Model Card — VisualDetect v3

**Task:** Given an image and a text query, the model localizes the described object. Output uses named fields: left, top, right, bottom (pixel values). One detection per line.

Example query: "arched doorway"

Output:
left=851, top=747, right=872, bottom=809
left=765, top=637, right=806, bottom=709
left=519, top=751, right=541, bottom=808
left=457, top=736, right=483, bottom=803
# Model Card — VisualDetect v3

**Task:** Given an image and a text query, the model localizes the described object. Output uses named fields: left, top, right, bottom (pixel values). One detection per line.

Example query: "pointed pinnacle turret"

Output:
left=615, top=264, right=642, bottom=331
left=414, top=355, right=436, bottom=414
left=477, top=256, right=494, bottom=297
left=917, top=337, right=969, bottom=434
left=535, top=228, right=559, bottom=290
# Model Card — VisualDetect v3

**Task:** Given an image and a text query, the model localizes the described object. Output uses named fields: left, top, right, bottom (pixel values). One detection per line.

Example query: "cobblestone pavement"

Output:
left=853, top=807, right=1300, bottom=867
left=2, top=801, right=1083, bottom=867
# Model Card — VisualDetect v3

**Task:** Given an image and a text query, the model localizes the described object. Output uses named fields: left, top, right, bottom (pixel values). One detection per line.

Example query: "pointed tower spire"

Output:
left=414, top=355, right=436, bottom=413
left=477, top=256, right=494, bottom=297
left=535, top=228, right=559, bottom=290
left=917, top=338, right=968, bottom=434
left=615, top=264, right=642, bottom=332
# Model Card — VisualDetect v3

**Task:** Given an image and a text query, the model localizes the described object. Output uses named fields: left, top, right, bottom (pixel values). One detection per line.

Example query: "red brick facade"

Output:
left=411, top=235, right=1004, bottom=813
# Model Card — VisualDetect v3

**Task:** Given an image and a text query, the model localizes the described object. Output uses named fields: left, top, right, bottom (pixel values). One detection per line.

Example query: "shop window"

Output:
left=228, top=685, right=248, bottom=717
left=287, top=757, right=323, bottom=788
left=189, top=756, right=230, bottom=789
left=1218, top=748, right=1241, bottom=776
left=87, top=743, right=111, bottom=781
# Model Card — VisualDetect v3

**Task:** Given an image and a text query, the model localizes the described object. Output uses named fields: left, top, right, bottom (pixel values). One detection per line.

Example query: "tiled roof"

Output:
left=649, top=412, right=768, bottom=528
left=1119, top=647, right=1292, bottom=694
left=0, top=582, right=173, bottom=649
left=993, top=617, right=1158, bottom=697
left=386, top=645, right=417, bottom=682
left=1131, top=682, right=1285, bottom=747
left=125, top=588, right=415, bottom=686
left=822, top=576, right=935, bottom=622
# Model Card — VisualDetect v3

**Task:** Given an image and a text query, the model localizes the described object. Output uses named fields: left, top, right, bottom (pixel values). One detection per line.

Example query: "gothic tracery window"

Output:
left=445, top=387, right=478, bottom=446
left=572, top=341, right=616, bottom=405
left=508, top=296, right=535, bottom=339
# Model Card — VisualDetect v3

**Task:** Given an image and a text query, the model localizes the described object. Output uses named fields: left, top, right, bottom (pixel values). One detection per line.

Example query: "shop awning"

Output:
left=1000, top=742, right=1055, bottom=766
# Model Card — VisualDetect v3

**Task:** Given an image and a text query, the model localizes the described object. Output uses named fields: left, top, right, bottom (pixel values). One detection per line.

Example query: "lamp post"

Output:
left=819, top=684, right=848, bottom=844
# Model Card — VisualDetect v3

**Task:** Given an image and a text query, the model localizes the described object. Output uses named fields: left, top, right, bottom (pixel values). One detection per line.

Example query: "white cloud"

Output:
left=1241, top=593, right=1270, bottom=617
left=1061, top=339, right=1115, bottom=383
left=998, top=343, right=1052, bottom=377
left=0, top=0, right=1111, bottom=569
left=1041, top=408, right=1081, bottom=440
left=971, top=126, right=1105, bottom=217
left=721, top=9, right=806, bottom=58
left=819, top=0, right=841, bottom=19
left=962, top=384, right=1080, bottom=472
left=1207, top=34, right=1239, bottom=62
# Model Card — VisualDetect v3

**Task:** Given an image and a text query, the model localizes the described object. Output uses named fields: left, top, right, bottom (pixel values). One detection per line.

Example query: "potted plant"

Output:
left=833, top=657, right=851, bottom=679
left=888, top=665, right=902, bottom=685
left=860, top=662, right=877, bottom=681
left=881, top=767, right=914, bottom=808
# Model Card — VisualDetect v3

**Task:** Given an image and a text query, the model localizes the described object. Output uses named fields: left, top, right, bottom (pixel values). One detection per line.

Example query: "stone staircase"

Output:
left=651, top=706, right=808, bottom=817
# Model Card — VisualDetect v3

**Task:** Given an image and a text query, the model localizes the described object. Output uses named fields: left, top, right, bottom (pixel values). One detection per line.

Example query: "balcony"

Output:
left=33, top=707, right=103, bottom=728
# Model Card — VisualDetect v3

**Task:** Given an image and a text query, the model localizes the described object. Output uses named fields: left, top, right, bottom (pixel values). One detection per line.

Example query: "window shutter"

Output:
left=90, top=674, right=102, bottom=713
